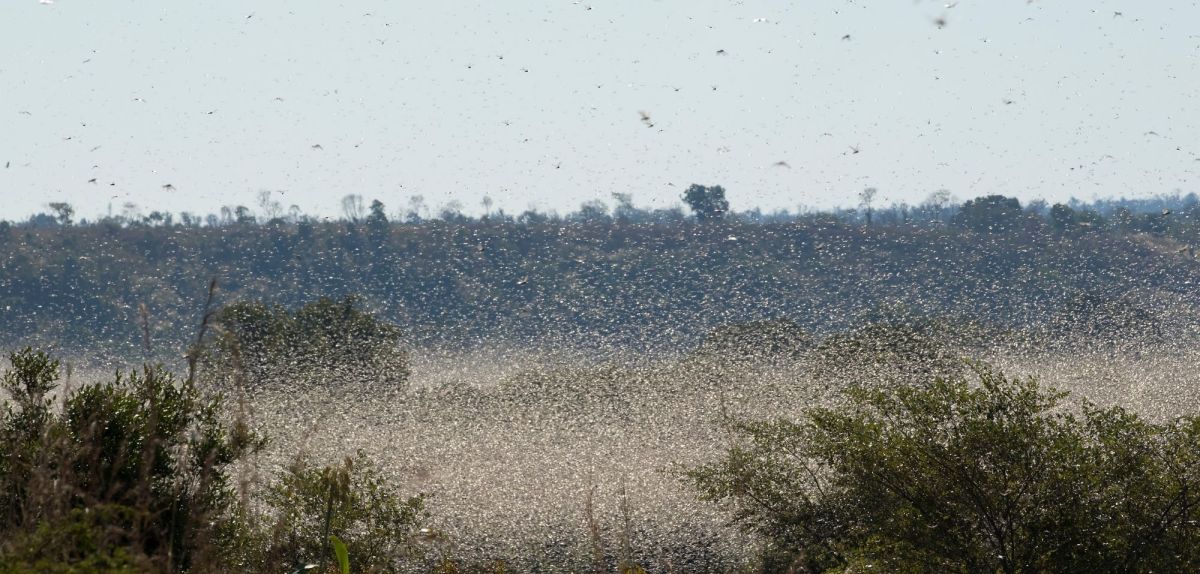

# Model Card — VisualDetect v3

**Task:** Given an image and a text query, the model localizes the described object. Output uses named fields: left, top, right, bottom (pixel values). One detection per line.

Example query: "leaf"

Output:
left=330, top=535, right=350, bottom=574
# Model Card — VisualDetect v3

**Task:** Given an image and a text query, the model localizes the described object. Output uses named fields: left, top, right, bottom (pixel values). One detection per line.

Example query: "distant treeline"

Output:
left=2, top=189, right=1199, bottom=359
left=12, top=187, right=1200, bottom=230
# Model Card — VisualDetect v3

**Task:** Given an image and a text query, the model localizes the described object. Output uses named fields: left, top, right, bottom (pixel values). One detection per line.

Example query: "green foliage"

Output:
left=205, top=295, right=410, bottom=390
left=954, top=194, right=1024, bottom=232
left=5, top=197, right=1200, bottom=356
left=0, top=505, right=147, bottom=574
left=689, top=364, right=1200, bottom=572
left=331, top=535, right=350, bottom=574
left=682, top=184, right=729, bottom=221
left=0, top=349, right=62, bottom=522
left=246, top=450, right=429, bottom=574
left=1, top=347, right=435, bottom=573
left=0, top=349, right=265, bottom=572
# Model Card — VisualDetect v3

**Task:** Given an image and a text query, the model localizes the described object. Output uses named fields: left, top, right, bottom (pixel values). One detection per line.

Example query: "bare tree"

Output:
left=439, top=200, right=465, bottom=221
left=122, top=202, right=141, bottom=222
left=257, top=190, right=283, bottom=221
left=611, top=192, right=636, bottom=221
left=859, top=187, right=877, bottom=227
left=924, top=189, right=953, bottom=223
left=341, top=194, right=365, bottom=222
left=406, top=195, right=426, bottom=223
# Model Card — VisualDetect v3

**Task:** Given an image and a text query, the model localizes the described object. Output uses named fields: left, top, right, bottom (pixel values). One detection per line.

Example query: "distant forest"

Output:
left=4, top=186, right=1200, bottom=359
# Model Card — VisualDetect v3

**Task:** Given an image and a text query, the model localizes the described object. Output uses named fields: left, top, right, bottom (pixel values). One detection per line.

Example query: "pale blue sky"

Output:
left=1, top=0, right=1198, bottom=221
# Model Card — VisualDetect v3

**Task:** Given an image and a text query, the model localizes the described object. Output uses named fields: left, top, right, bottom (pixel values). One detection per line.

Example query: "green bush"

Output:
left=0, top=505, right=147, bottom=574
left=204, top=296, right=410, bottom=390
left=0, top=348, right=264, bottom=572
left=689, top=364, right=1200, bottom=573
left=242, top=450, right=430, bottom=574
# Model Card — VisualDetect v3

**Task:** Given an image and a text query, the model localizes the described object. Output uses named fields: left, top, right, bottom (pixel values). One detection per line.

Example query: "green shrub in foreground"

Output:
left=689, top=364, right=1200, bottom=573
left=0, top=348, right=265, bottom=572
left=0, top=348, right=435, bottom=573
left=240, top=450, right=430, bottom=574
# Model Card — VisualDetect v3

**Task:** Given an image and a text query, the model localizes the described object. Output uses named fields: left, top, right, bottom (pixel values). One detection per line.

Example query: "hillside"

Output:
left=3, top=200, right=1198, bottom=359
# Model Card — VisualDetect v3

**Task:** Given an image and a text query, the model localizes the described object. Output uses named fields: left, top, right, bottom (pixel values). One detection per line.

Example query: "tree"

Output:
left=954, top=194, right=1023, bottom=232
left=0, top=348, right=263, bottom=571
left=202, top=296, right=410, bottom=391
left=406, top=195, right=426, bottom=223
left=257, top=190, right=284, bottom=221
left=367, top=200, right=389, bottom=245
left=683, top=184, right=730, bottom=222
left=47, top=202, right=74, bottom=226
left=611, top=192, right=637, bottom=222
left=250, top=451, right=429, bottom=573
left=572, top=200, right=610, bottom=223
left=1050, top=203, right=1077, bottom=232
left=922, top=189, right=953, bottom=223
left=341, top=194, right=365, bottom=223
left=367, top=199, right=388, bottom=225
left=1114, top=207, right=1134, bottom=232
left=121, top=202, right=141, bottom=222
left=858, top=188, right=877, bottom=227
left=438, top=200, right=466, bottom=222
left=689, top=363, right=1200, bottom=573
left=234, top=205, right=255, bottom=225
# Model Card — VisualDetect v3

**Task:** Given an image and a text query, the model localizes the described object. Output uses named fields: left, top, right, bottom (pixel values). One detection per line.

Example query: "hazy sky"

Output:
left=2, top=0, right=1198, bottom=221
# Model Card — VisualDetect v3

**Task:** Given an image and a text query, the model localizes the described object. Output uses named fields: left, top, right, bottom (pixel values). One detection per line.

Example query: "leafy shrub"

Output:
left=954, top=194, right=1024, bottom=232
left=242, top=450, right=430, bottom=574
left=0, top=348, right=264, bottom=572
left=204, top=295, right=410, bottom=390
left=1, top=348, right=432, bottom=573
left=689, top=364, right=1200, bottom=573
left=0, top=505, right=147, bottom=574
